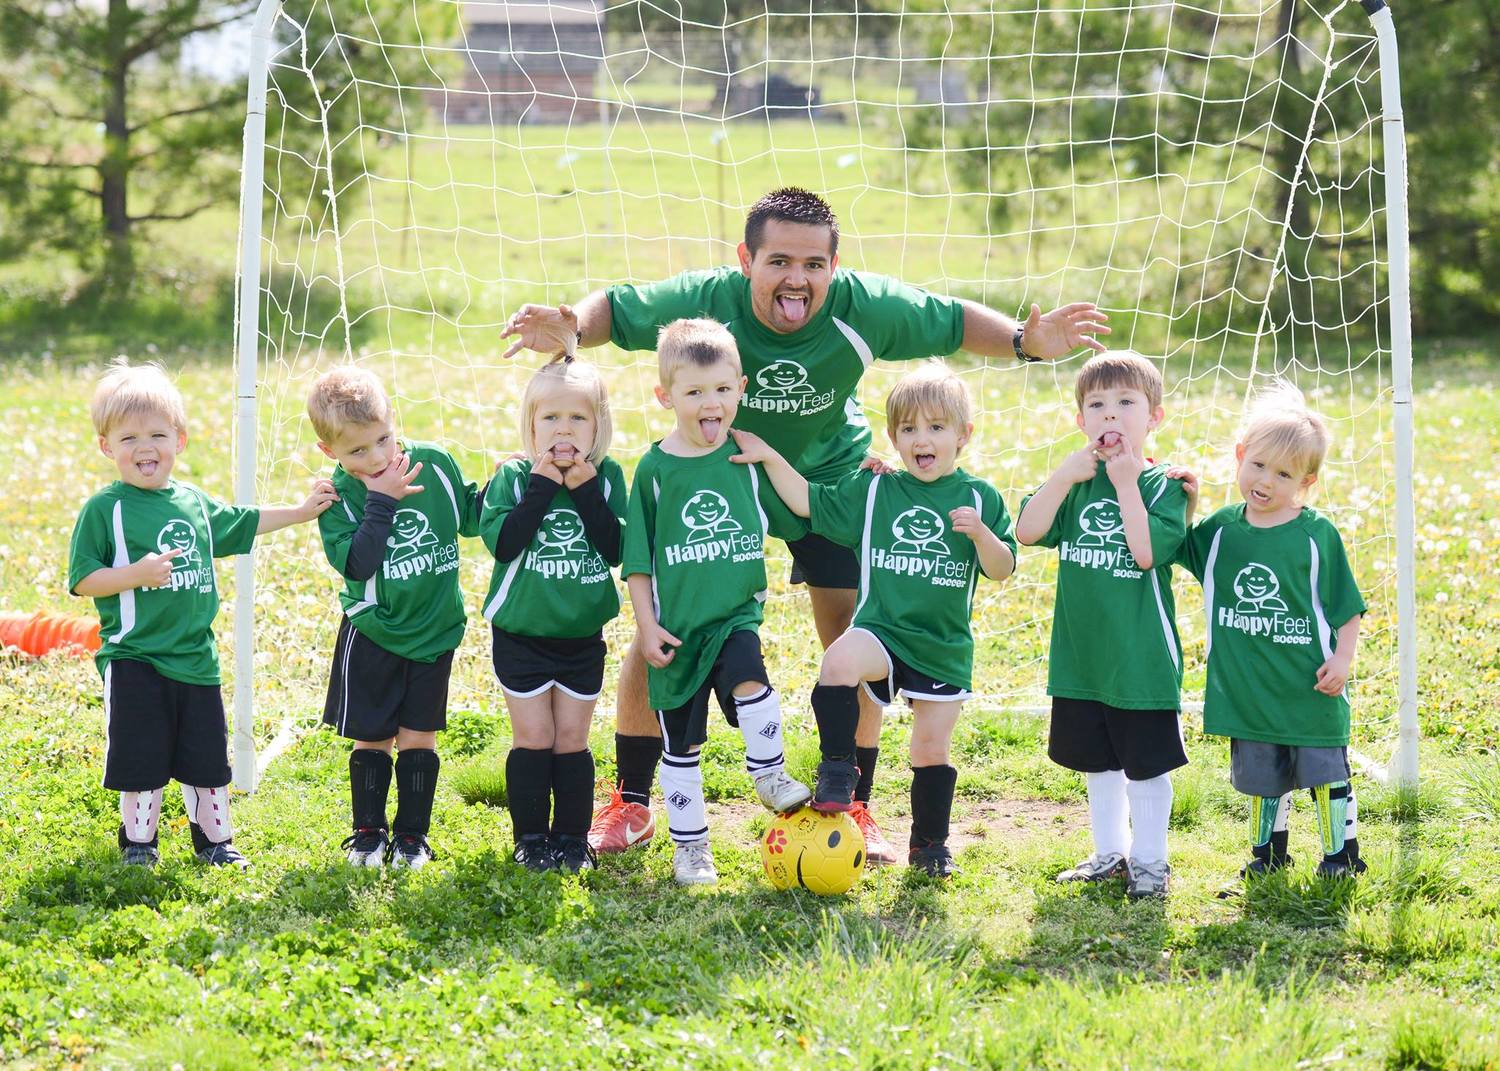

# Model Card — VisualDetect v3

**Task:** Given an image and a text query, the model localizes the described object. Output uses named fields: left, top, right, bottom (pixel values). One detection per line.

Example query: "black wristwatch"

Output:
left=1013, top=327, right=1042, bottom=363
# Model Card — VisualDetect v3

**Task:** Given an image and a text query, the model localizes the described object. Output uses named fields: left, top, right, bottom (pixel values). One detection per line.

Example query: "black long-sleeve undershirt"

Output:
left=493, top=472, right=621, bottom=564
left=343, top=491, right=398, bottom=581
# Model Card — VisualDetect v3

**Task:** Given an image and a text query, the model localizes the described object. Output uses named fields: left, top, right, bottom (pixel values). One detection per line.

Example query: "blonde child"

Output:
left=479, top=356, right=626, bottom=873
left=69, top=358, right=335, bottom=867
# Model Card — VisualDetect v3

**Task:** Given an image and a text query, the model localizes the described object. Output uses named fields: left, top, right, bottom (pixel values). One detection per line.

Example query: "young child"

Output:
left=1178, top=381, right=1366, bottom=882
left=309, top=366, right=481, bottom=870
left=68, top=358, right=336, bottom=868
left=621, top=318, right=812, bottom=886
left=1015, top=350, right=1189, bottom=899
left=731, top=361, right=1017, bottom=878
left=480, top=356, right=626, bottom=874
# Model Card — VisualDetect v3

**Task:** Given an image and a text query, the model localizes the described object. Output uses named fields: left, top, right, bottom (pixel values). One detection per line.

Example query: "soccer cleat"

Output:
left=342, top=827, right=389, bottom=868
left=672, top=838, right=718, bottom=886
left=121, top=842, right=159, bottom=868
left=1126, top=858, right=1171, bottom=899
left=908, top=842, right=956, bottom=880
left=195, top=841, right=250, bottom=870
left=811, top=759, right=859, bottom=813
left=512, top=834, right=558, bottom=873
left=1054, top=852, right=1128, bottom=884
left=848, top=802, right=897, bottom=866
left=553, top=834, right=598, bottom=874
left=752, top=767, right=812, bottom=813
left=389, top=833, right=435, bottom=870
left=1316, top=854, right=1368, bottom=880
left=587, top=784, right=655, bottom=854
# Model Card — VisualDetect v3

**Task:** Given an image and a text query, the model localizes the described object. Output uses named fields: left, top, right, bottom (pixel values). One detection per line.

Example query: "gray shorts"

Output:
left=1229, top=739, right=1351, bottom=797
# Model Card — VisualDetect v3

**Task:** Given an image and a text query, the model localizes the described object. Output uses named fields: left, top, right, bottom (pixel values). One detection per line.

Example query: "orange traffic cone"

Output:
left=0, top=611, right=101, bottom=657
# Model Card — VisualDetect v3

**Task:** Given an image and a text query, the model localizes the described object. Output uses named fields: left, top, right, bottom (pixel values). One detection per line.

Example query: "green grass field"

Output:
left=1, top=340, right=1497, bottom=1069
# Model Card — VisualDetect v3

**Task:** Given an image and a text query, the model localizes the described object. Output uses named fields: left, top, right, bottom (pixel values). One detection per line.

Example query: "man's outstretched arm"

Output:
left=959, top=299, right=1110, bottom=361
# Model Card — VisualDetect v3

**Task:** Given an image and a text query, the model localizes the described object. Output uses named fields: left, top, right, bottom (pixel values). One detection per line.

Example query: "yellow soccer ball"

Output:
left=760, top=807, right=866, bottom=895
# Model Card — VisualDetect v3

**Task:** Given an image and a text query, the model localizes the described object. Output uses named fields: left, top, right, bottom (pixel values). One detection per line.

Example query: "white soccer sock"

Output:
left=120, top=789, right=163, bottom=843
left=734, top=685, right=786, bottom=775
left=1086, top=770, right=1130, bottom=858
left=181, top=784, right=234, bottom=844
left=659, top=747, right=709, bottom=844
left=1126, top=773, right=1174, bottom=865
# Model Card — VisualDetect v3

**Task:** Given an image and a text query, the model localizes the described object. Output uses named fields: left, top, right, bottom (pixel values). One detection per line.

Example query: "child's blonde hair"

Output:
left=1239, top=379, right=1330, bottom=476
left=656, top=318, right=741, bottom=387
left=307, top=366, right=393, bottom=443
left=90, top=357, right=187, bottom=437
left=1074, top=350, right=1164, bottom=411
left=520, top=356, right=614, bottom=464
left=886, top=360, right=972, bottom=433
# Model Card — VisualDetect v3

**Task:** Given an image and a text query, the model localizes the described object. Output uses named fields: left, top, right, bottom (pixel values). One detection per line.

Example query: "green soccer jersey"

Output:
left=809, top=468, right=1015, bottom=692
left=1022, top=462, right=1188, bottom=710
left=67, top=480, right=260, bottom=685
left=318, top=441, right=480, bottom=663
left=621, top=439, right=809, bottom=710
left=479, top=456, right=627, bottom=638
left=609, top=267, right=966, bottom=484
left=1179, top=504, right=1366, bottom=747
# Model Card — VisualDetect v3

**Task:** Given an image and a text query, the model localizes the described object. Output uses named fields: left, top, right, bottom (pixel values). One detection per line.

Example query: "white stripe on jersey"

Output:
left=1308, top=536, right=1334, bottom=661
left=109, top=500, right=135, bottom=643
left=854, top=475, right=882, bottom=618
left=432, top=461, right=460, bottom=528
left=1202, top=527, right=1224, bottom=659
left=831, top=317, right=875, bottom=368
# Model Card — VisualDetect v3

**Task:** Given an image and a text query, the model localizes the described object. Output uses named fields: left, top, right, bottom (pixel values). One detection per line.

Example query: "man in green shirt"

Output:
left=503, top=187, right=1109, bottom=861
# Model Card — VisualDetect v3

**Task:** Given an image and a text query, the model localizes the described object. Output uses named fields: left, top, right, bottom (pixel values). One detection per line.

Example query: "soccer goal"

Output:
left=229, top=0, right=1416, bottom=791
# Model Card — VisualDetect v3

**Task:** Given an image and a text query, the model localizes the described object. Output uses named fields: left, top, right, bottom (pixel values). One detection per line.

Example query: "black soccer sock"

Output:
left=855, top=746, right=880, bottom=803
left=349, top=748, right=393, bottom=831
left=393, top=748, right=440, bottom=837
left=614, top=733, right=662, bottom=807
left=507, top=747, right=553, bottom=842
left=910, top=764, right=958, bottom=849
left=811, top=684, right=859, bottom=762
left=1252, top=829, right=1292, bottom=865
left=551, top=748, right=595, bottom=837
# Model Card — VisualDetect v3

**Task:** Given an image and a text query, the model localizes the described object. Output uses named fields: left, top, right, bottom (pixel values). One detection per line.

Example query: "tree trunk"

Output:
left=100, top=0, right=133, bottom=291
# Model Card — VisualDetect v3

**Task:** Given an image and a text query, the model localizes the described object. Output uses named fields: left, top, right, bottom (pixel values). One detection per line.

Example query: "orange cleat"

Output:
left=849, top=801, right=897, bottom=866
left=586, top=784, right=655, bottom=854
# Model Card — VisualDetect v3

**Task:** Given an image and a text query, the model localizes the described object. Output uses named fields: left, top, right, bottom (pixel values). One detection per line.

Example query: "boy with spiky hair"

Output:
left=69, top=358, right=336, bottom=867
left=622, top=318, right=812, bottom=886
left=309, top=365, right=482, bottom=870
left=1178, top=380, right=1366, bottom=884
left=1016, top=350, right=1190, bottom=899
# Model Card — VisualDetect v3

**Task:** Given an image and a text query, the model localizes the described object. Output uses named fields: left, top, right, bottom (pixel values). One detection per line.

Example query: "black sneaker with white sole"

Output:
left=342, top=827, right=389, bottom=868
left=552, top=834, right=597, bottom=874
left=811, top=759, right=859, bottom=813
left=389, top=833, right=435, bottom=870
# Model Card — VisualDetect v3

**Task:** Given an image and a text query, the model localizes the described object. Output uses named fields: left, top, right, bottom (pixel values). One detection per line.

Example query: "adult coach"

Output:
left=501, top=188, right=1108, bottom=863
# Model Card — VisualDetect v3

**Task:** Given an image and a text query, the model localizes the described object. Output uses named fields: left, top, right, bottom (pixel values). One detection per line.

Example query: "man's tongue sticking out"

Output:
left=776, top=292, right=808, bottom=326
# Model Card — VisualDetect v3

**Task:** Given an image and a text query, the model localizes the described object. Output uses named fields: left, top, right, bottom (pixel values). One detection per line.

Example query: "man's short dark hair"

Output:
left=744, top=187, right=839, bottom=258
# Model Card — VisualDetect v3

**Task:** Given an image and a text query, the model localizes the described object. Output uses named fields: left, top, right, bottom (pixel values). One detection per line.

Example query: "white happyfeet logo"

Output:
left=754, top=360, right=814, bottom=399
left=681, top=490, right=743, bottom=545
left=156, top=519, right=201, bottom=568
left=534, top=508, right=588, bottom=559
left=1077, top=499, right=1126, bottom=547
left=890, top=507, right=950, bottom=557
left=1232, top=563, right=1290, bottom=614
left=386, top=509, right=438, bottom=563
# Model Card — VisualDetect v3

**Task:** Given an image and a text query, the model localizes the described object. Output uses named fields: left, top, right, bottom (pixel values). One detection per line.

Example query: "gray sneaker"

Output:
left=672, top=838, right=718, bottom=886
left=121, top=842, right=159, bottom=868
left=1055, top=852, right=1127, bottom=883
left=1127, top=858, right=1171, bottom=899
left=753, top=768, right=812, bottom=813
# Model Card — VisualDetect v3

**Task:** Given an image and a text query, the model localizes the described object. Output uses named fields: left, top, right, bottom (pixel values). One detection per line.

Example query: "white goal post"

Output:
left=229, top=0, right=1418, bottom=792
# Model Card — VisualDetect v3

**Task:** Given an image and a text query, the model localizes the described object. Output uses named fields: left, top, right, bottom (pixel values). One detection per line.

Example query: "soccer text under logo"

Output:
left=1220, top=562, right=1313, bottom=645
left=526, top=508, right=610, bottom=584
left=869, top=506, right=971, bottom=588
left=664, top=489, right=762, bottom=566
left=156, top=518, right=213, bottom=593
left=1059, top=498, right=1142, bottom=578
left=743, top=359, right=838, bottom=417
left=383, top=508, right=459, bottom=581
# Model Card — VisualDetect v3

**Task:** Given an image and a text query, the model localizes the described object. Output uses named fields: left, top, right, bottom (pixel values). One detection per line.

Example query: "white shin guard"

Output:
left=733, top=685, right=786, bottom=775
left=120, top=789, right=163, bottom=844
left=658, top=748, right=709, bottom=844
left=181, top=784, right=233, bottom=845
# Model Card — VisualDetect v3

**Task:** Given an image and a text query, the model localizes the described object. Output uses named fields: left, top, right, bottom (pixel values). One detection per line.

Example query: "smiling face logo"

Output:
left=534, top=508, right=588, bottom=559
left=681, top=490, right=742, bottom=544
left=1232, top=562, right=1289, bottom=613
left=755, top=360, right=814, bottom=398
left=386, top=508, right=438, bottom=562
left=156, top=518, right=200, bottom=568
left=889, top=506, right=950, bottom=557
left=1077, top=499, right=1126, bottom=546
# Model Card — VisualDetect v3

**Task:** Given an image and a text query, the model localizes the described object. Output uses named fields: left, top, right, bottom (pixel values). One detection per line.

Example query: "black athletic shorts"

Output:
left=786, top=530, right=859, bottom=590
left=853, top=627, right=970, bottom=707
left=323, top=617, right=453, bottom=741
left=490, top=626, right=606, bottom=701
left=656, top=629, right=769, bottom=754
left=101, top=658, right=231, bottom=791
left=1047, top=696, right=1188, bottom=781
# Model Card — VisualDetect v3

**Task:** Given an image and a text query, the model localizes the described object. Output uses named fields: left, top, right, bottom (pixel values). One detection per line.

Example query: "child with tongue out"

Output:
left=620, top=318, right=815, bottom=886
